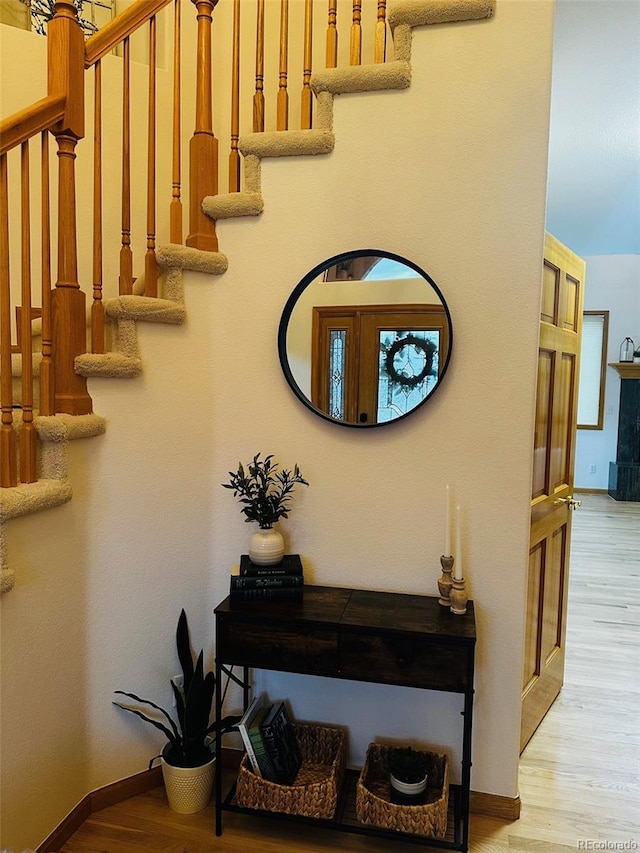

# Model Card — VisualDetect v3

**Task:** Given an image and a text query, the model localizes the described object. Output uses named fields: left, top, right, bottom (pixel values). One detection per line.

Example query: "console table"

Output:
left=214, top=585, right=476, bottom=851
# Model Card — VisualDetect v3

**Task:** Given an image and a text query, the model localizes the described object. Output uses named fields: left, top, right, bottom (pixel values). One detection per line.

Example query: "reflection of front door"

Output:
left=521, top=233, right=585, bottom=751
left=311, top=304, right=449, bottom=424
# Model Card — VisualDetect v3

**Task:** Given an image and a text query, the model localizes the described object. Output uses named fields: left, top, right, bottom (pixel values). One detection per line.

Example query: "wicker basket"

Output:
left=356, top=744, right=449, bottom=838
left=235, top=723, right=346, bottom=819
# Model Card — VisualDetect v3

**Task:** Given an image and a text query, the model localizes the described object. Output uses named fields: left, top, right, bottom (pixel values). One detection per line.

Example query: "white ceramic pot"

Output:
left=161, top=751, right=216, bottom=814
left=390, top=772, right=428, bottom=803
left=249, top=527, right=285, bottom=565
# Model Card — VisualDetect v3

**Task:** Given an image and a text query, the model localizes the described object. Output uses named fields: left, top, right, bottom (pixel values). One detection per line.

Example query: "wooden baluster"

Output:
left=91, top=61, right=105, bottom=354
left=229, top=0, right=240, bottom=191
left=20, top=142, right=37, bottom=483
left=48, top=0, right=91, bottom=416
left=186, top=0, right=219, bottom=251
left=170, top=0, right=182, bottom=242
left=145, top=16, right=158, bottom=297
left=374, top=0, right=387, bottom=63
left=350, top=0, right=362, bottom=65
left=39, top=131, right=54, bottom=416
left=0, top=154, right=17, bottom=487
left=326, top=0, right=337, bottom=68
left=301, top=0, right=313, bottom=129
left=277, top=0, right=289, bottom=131
left=120, top=36, right=133, bottom=294
left=253, top=0, right=265, bottom=132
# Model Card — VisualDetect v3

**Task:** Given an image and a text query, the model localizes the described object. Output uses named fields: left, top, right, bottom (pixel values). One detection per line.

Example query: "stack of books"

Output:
left=237, top=693, right=302, bottom=785
left=229, top=554, right=304, bottom=602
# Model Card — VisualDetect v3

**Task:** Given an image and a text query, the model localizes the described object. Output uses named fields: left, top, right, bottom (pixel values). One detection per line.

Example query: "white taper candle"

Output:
left=444, top=484, right=451, bottom=556
left=454, top=504, right=463, bottom=580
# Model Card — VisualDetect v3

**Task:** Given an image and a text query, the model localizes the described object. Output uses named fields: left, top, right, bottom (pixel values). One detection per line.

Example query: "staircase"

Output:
left=0, top=0, right=495, bottom=593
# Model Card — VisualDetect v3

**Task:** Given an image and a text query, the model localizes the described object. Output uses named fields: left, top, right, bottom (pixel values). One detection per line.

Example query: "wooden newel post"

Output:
left=48, top=0, right=92, bottom=415
left=187, top=0, right=219, bottom=251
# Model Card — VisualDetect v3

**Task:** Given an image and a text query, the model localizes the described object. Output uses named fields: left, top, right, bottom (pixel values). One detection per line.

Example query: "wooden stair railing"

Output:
left=0, top=0, right=391, bottom=488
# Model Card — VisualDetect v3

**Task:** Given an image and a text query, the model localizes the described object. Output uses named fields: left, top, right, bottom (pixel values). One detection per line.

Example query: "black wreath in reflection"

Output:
left=383, top=335, right=437, bottom=388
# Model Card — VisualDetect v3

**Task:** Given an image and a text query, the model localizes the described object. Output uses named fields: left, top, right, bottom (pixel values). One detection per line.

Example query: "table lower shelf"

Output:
left=220, top=769, right=466, bottom=850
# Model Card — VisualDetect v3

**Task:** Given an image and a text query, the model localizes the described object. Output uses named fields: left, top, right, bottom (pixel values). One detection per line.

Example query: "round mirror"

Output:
left=278, top=250, right=453, bottom=428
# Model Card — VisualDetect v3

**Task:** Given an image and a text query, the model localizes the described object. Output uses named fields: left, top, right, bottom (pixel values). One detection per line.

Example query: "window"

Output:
left=577, top=310, right=609, bottom=430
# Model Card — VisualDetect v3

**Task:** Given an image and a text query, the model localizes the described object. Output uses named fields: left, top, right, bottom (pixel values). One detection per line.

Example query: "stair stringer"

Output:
left=202, top=0, right=495, bottom=223
left=1, top=246, right=228, bottom=593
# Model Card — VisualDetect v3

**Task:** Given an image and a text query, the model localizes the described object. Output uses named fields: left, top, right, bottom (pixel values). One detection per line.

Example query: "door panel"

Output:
left=523, top=542, right=543, bottom=693
left=541, top=261, right=559, bottom=324
left=532, top=350, right=554, bottom=499
left=521, top=233, right=585, bottom=751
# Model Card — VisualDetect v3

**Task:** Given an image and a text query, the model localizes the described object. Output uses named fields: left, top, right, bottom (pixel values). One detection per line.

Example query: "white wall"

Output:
left=0, top=2, right=555, bottom=847
left=575, top=254, right=640, bottom=490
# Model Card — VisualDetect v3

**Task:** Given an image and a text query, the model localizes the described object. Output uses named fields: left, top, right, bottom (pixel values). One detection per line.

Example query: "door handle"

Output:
left=553, top=496, right=582, bottom=510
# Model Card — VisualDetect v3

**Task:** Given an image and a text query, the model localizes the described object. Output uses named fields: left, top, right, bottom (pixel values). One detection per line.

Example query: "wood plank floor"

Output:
left=59, top=494, right=640, bottom=853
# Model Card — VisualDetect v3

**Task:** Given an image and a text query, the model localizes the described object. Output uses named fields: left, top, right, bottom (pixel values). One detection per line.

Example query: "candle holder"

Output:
left=437, top=555, right=454, bottom=606
left=450, top=577, right=468, bottom=615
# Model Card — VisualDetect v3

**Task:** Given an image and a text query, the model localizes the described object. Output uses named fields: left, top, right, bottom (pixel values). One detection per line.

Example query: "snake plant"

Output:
left=114, top=610, right=239, bottom=768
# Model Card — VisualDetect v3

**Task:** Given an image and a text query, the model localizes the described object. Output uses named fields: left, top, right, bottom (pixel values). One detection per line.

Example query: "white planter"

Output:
left=161, top=752, right=216, bottom=814
left=249, top=527, right=285, bottom=565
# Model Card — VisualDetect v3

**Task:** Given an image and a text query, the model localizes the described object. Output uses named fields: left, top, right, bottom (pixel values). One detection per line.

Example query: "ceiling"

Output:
left=545, top=0, right=640, bottom=257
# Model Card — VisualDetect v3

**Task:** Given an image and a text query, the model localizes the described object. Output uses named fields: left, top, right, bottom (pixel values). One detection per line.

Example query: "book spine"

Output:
left=230, top=587, right=303, bottom=602
left=241, top=566, right=302, bottom=577
left=260, top=724, right=286, bottom=781
left=238, top=722, right=262, bottom=777
left=231, top=574, right=303, bottom=590
left=240, top=555, right=304, bottom=577
left=248, top=725, right=277, bottom=781
left=260, top=715, right=301, bottom=785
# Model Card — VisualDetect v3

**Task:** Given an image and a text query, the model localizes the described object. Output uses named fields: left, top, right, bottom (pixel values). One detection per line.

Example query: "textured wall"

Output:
left=0, top=1, right=554, bottom=847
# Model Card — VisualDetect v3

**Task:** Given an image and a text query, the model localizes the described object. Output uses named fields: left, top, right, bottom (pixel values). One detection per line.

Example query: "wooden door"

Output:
left=521, top=233, right=585, bottom=751
left=311, top=305, right=448, bottom=424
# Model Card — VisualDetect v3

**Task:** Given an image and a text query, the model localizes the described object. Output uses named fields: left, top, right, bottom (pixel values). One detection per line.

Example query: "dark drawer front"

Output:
left=218, top=619, right=339, bottom=676
left=339, top=630, right=470, bottom=692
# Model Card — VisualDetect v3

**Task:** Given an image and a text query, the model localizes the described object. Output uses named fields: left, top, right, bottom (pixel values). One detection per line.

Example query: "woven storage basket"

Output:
left=235, top=723, right=346, bottom=819
left=356, top=744, right=449, bottom=838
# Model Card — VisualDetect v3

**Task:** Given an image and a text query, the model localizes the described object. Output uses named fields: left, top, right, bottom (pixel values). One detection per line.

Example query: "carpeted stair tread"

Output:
left=104, top=295, right=186, bottom=324
left=155, top=244, right=228, bottom=274
left=239, top=130, right=335, bottom=159
left=388, top=0, right=495, bottom=29
left=202, top=192, right=264, bottom=220
left=0, top=477, right=73, bottom=521
left=75, top=351, right=143, bottom=378
left=311, top=60, right=411, bottom=95
left=34, top=413, right=107, bottom=442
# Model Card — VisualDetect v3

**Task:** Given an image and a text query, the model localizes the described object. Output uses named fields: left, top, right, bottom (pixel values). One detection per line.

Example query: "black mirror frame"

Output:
left=277, top=249, right=454, bottom=428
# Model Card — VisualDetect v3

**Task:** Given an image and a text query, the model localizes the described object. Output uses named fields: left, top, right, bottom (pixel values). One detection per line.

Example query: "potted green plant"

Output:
left=113, top=610, right=239, bottom=814
left=388, top=746, right=429, bottom=805
left=633, top=347, right=640, bottom=363
left=222, top=452, right=309, bottom=565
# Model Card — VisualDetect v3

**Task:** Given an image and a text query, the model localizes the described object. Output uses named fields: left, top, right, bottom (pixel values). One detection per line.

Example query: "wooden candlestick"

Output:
left=450, top=577, right=468, bottom=615
left=438, top=555, right=454, bottom=606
